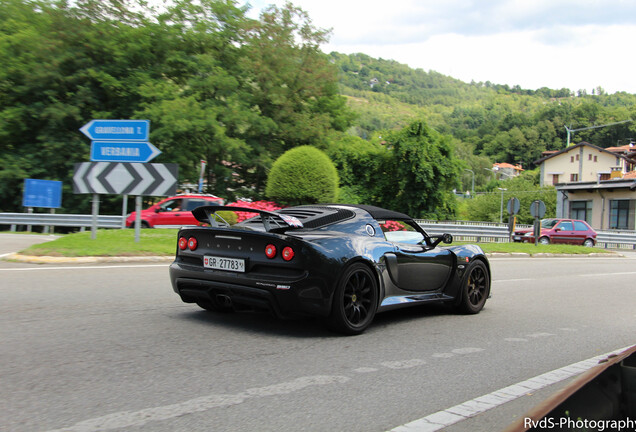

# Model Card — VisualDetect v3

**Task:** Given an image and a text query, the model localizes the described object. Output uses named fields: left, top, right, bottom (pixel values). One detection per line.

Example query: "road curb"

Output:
left=3, top=252, right=623, bottom=264
left=3, top=253, right=173, bottom=264
left=486, top=252, right=622, bottom=258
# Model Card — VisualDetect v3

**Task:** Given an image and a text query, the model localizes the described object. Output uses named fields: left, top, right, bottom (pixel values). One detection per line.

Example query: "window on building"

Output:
left=576, top=154, right=580, bottom=161
left=599, top=173, right=611, bottom=181
left=570, top=173, right=578, bottom=182
left=588, top=154, right=592, bottom=161
left=594, top=156, right=598, bottom=162
left=609, top=200, right=630, bottom=230
left=570, top=201, right=592, bottom=223
left=570, top=156, right=574, bottom=163
left=552, top=174, right=560, bottom=185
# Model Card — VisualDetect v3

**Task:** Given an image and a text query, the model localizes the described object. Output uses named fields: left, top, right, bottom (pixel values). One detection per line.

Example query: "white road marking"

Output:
left=45, top=375, right=350, bottom=432
left=432, top=353, right=455, bottom=358
left=451, top=347, right=484, bottom=354
left=579, top=271, right=636, bottom=277
left=526, top=332, right=556, bottom=338
left=0, top=264, right=168, bottom=272
left=353, top=367, right=379, bottom=373
left=493, top=278, right=533, bottom=283
left=381, top=359, right=428, bottom=369
left=388, top=346, right=632, bottom=432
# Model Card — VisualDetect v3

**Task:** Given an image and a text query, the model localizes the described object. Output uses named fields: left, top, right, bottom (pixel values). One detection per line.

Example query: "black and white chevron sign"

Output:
left=73, top=162, right=178, bottom=196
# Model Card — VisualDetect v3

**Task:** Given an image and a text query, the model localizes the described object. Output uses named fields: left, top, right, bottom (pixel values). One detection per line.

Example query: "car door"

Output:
left=572, top=220, right=590, bottom=245
left=154, top=198, right=184, bottom=227
left=382, top=222, right=453, bottom=292
left=553, top=220, right=574, bottom=244
left=393, top=243, right=453, bottom=292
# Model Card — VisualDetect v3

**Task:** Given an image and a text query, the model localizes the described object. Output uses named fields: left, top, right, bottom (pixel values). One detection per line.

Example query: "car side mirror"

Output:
left=429, top=233, right=453, bottom=248
left=155, top=208, right=163, bottom=213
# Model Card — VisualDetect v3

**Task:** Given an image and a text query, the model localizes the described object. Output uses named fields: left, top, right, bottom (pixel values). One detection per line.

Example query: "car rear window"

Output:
left=574, top=221, right=589, bottom=231
left=558, top=221, right=573, bottom=231
left=184, top=199, right=209, bottom=211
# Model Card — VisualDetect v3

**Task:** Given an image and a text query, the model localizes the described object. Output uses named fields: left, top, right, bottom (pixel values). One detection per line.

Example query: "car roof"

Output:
left=332, top=204, right=413, bottom=221
left=280, top=204, right=413, bottom=223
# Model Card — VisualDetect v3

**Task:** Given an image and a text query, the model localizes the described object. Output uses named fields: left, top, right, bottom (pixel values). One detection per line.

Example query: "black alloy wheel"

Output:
left=458, top=260, right=490, bottom=314
left=328, top=263, right=378, bottom=335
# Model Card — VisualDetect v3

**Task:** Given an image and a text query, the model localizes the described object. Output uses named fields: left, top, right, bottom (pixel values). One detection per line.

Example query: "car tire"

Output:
left=457, top=260, right=490, bottom=314
left=583, top=238, right=595, bottom=247
left=327, top=263, right=378, bottom=335
left=141, top=221, right=150, bottom=228
left=538, top=236, right=550, bottom=245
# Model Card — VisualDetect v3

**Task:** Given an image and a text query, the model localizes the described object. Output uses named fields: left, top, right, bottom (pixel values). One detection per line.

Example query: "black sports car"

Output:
left=169, top=204, right=491, bottom=334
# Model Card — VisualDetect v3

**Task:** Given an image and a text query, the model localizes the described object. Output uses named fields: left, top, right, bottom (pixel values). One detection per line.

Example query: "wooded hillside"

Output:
left=1, top=0, right=634, bottom=218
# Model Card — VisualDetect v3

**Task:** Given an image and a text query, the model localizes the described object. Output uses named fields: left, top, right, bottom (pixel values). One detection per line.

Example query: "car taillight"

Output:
left=188, top=237, right=198, bottom=251
left=179, top=237, right=188, bottom=250
left=282, top=246, right=294, bottom=261
left=265, top=244, right=277, bottom=259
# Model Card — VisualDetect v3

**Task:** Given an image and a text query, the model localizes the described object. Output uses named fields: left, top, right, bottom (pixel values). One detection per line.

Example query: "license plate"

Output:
left=204, top=256, right=245, bottom=273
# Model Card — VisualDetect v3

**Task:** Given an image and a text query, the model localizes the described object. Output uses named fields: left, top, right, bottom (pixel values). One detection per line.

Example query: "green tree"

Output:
left=265, top=145, right=339, bottom=205
left=237, top=2, right=354, bottom=194
left=379, top=121, right=460, bottom=219
left=465, top=174, right=556, bottom=223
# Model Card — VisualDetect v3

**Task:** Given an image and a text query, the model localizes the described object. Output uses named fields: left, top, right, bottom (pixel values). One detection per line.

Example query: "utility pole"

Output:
left=564, top=119, right=633, bottom=147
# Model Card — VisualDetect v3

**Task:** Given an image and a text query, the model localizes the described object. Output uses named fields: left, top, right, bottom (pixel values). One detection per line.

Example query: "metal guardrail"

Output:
left=417, top=220, right=511, bottom=243
left=596, top=231, right=636, bottom=249
left=417, top=220, right=636, bottom=249
left=1, top=212, right=635, bottom=249
left=0, top=213, right=123, bottom=230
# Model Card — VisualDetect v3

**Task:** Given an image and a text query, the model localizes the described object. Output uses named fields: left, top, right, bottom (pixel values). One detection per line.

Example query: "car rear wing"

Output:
left=191, top=205, right=303, bottom=232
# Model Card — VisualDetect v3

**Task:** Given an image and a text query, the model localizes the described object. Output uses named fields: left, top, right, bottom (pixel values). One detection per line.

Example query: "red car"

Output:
left=126, top=194, right=224, bottom=228
left=512, top=218, right=597, bottom=246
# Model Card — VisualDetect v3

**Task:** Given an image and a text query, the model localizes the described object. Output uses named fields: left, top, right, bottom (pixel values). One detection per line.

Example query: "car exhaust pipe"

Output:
left=216, top=294, right=232, bottom=308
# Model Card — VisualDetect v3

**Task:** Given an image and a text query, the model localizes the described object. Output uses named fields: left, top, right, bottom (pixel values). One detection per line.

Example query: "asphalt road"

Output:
left=1, top=237, right=635, bottom=432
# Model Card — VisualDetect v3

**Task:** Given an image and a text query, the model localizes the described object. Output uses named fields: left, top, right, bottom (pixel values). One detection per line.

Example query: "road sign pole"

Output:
left=134, top=196, right=142, bottom=243
left=91, top=194, right=99, bottom=240
left=121, top=195, right=128, bottom=229
left=26, top=207, right=33, bottom=233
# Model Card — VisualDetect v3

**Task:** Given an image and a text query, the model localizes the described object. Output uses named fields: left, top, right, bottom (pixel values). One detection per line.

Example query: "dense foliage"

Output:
left=331, top=53, right=636, bottom=196
left=328, top=120, right=460, bottom=219
left=0, top=0, right=352, bottom=213
left=265, top=146, right=339, bottom=205
left=2, top=0, right=635, bottom=222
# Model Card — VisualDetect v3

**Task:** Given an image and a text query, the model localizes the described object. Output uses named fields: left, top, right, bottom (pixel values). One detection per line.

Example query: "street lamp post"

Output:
left=464, top=169, right=475, bottom=197
left=498, top=187, right=507, bottom=223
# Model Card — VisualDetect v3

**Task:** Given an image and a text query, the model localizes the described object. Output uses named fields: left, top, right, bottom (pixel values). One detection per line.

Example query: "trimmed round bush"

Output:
left=266, top=146, right=339, bottom=205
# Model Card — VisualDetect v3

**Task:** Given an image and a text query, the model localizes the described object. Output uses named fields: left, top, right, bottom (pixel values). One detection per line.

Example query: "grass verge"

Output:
left=13, top=229, right=615, bottom=257
left=473, top=241, right=613, bottom=255
left=20, top=229, right=178, bottom=257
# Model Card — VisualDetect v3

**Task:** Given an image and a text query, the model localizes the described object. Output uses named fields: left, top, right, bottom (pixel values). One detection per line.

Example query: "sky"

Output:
left=244, top=0, right=636, bottom=94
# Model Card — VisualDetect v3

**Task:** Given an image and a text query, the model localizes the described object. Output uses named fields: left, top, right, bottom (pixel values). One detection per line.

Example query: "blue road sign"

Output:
left=90, top=141, right=162, bottom=163
left=23, top=179, right=62, bottom=208
left=80, top=119, right=149, bottom=141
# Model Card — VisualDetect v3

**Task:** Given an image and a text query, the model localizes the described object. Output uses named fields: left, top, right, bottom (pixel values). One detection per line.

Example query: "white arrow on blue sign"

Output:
left=80, top=119, right=149, bottom=141
left=90, top=141, right=162, bottom=163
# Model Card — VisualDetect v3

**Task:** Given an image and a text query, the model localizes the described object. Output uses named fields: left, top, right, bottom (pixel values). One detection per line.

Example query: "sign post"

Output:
left=530, top=200, right=547, bottom=246
left=22, top=179, right=63, bottom=233
left=506, top=197, right=520, bottom=241
left=79, top=119, right=165, bottom=240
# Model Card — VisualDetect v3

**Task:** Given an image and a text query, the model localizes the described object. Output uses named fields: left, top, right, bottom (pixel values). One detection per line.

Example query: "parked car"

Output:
left=126, top=194, right=224, bottom=228
left=512, top=218, right=597, bottom=246
left=169, top=204, right=491, bottom=335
